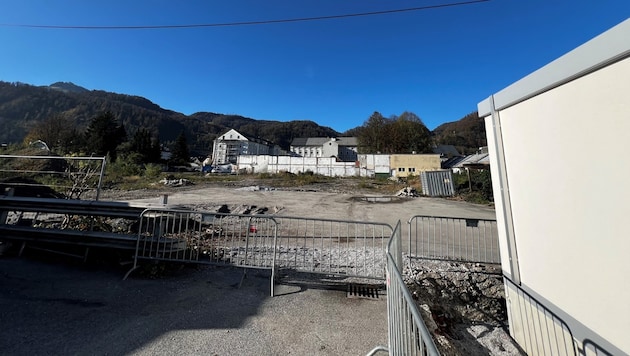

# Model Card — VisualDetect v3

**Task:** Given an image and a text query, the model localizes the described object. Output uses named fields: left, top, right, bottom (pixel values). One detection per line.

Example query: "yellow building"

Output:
left=389, top=154, right=441, bottom=178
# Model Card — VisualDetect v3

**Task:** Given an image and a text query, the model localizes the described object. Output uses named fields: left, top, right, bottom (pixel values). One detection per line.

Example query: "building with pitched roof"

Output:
left=290, top=137, right=358, bottom=162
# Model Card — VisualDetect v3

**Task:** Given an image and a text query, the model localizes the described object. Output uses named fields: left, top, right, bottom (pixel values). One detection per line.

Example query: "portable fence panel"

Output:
left=408, top=216, right=500, bottom=264
left=133, top=209, right=277, bottom=269
left=384, top=221, right=439, bottom=356
left=271, top=216, right=392, bottom=279
left=583, top=340, right=613, bottom=356
left=504, top=278, right=577, bottom=356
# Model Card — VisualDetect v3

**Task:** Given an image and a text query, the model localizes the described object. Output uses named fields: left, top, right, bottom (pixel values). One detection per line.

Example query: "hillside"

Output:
left=0, top=81, right=339, bottom=155
left=0, top=80, right=486, bottom=156
left=432, top=111, right=487, bottom=155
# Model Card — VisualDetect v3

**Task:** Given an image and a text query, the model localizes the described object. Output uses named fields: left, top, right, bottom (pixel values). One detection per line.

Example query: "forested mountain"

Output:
left=432, top=111, right=487, bottom=155
left=0, top=80, right=486, bottom=156
left=0, top=81, right=339, bottom=155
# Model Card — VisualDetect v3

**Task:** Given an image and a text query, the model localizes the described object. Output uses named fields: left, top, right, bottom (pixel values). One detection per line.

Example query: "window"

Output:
left=409, top=168, right=416, bottom=172
left=398, top=167, right=405, bottom=172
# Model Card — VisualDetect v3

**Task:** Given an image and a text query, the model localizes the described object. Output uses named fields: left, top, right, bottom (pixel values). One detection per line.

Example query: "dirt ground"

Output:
left=98, top=176, right=520, bottom=355
left=2, top=175, right=521, bottom=355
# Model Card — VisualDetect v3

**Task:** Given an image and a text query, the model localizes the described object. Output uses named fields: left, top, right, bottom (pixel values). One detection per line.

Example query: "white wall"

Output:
left=237, top=155, right=359, bottom=177
left=358, top=154, right=390, bottom=176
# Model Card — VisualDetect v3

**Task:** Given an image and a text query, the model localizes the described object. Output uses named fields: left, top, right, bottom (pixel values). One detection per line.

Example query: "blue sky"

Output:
left=1, top=1, right=629, bottom=132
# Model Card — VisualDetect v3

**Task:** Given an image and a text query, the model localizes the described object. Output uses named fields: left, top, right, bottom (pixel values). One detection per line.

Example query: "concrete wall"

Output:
left=478, top=19, right=630, bottom=355
left=389, top=154, right=441, bottom=178
left=357, top=154, right=390, bottom=177
left=237, top=155, right=359, bottom=177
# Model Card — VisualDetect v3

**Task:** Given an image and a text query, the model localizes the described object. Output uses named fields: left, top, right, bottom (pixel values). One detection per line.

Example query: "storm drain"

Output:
left=347, top=284, right=380, bottom=300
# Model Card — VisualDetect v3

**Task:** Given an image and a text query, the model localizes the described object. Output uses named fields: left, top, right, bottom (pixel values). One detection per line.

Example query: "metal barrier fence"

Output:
left=272, top=215, right=392, bottom=280
left=129, top=208, right=279, bottom=291
left=503, top=277, right=577, bottom=356
left=380, top=221, right=439, bottom=356
left=407, top=215, right=500, bottom=264
left=583, top=340, right=613, bottom=356
left=0, top=155, right=106, bottom=200
left=128, top=209, right=393, bottom=295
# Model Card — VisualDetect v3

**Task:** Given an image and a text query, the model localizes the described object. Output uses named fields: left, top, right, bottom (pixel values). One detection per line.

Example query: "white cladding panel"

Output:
left=495, top=57, right=630, bottom=352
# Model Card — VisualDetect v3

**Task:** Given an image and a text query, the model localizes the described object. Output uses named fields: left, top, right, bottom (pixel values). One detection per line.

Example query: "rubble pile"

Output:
left=396, top=186, right=419, bottom=197
left=158, top=178, right=193, bottom=187
left=404, top=259, right=523, bottom=355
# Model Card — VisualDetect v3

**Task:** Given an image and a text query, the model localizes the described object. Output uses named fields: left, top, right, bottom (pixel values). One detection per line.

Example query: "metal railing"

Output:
left=272, top=215, right=392, bottom=280
left=128, top=208, right=279, bottom=293
left=0, top=155, right=106, bottom=200
left=503, top=277, right=577, bottom=356
left=380, top=221, right=439, bottom=356
left=407, top=215, right=500, bottom=264
left=128, top=209, right=394, bottom=295
left=582, top=340, right=613, bottom=356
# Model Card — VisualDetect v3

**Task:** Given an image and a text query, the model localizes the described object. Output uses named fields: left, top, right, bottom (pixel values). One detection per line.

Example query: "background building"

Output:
left=212, top=129, right=277, bottom=165
left=290, top=137, right=358, bottom=162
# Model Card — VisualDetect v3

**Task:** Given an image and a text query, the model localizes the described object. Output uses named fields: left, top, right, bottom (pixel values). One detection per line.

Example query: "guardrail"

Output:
left=0, top=155, right=106, bottom=200
left=378, top=221, right=439, bottom=356
left=0, top=195, right=160, bottom=258
left=407, top=215, right=500, bottom=264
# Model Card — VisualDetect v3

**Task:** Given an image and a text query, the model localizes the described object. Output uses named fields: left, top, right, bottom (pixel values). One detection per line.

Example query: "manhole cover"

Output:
left=347, top=284, right=380, bottom=300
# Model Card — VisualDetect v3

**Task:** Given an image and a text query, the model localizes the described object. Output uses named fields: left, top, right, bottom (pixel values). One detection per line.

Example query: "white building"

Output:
left=290, top=137, right=358, bottom=162
left=211, top=129, right=277, bottom=165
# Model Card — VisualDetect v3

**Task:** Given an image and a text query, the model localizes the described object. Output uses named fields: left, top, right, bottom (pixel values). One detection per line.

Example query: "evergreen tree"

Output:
left=84, top=111, right=126, bottom=161
left=170, top=131, right=190, bottom=165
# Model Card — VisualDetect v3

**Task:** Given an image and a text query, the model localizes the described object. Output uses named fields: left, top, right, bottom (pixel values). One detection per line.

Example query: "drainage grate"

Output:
left=347, top=284, right=380, bottom=300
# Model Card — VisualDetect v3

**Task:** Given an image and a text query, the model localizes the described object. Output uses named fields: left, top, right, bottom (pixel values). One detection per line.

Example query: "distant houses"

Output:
left=290, top=137, right=358, bottom=162
left=211, top=129, right=283, bottom=165
left=208, top=128, right=488, bottom=178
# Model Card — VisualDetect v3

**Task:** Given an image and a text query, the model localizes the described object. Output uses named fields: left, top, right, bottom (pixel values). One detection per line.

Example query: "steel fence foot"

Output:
left=238, top=268, right=247, bottom=289
left=123, top=266, right=139, bottom=280
left=365, top=345, right=389, bottom=355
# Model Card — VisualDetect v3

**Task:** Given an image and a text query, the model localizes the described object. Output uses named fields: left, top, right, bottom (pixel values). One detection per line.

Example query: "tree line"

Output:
left=350, top=111, right=433, bottom=154
left=23, top=111, right=190, bottom=166
left=24, top=110, right=437, bottom=164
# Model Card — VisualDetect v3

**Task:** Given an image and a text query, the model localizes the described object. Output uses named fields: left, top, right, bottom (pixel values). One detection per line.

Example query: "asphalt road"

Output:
left=0, top=256, right=388, bottom=356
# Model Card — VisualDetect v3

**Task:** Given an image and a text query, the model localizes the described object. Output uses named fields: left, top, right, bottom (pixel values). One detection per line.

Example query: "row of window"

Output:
left=397, top=167, right=417, bottom=172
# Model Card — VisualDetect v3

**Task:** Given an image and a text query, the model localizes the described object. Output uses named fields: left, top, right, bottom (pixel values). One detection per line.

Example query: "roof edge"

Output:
left=478, top=18, right=630, bottom=117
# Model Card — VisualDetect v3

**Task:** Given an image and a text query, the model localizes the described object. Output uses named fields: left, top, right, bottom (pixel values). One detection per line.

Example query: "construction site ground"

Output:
left=0, top=175, right=522, bottom=355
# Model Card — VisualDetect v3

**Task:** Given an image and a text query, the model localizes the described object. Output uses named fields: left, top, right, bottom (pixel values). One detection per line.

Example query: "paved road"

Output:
left=0, top=256, right=388, bottom=356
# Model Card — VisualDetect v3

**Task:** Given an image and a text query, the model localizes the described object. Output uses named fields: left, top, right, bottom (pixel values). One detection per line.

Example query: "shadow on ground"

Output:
left=0, top=248, right=388, bottom=356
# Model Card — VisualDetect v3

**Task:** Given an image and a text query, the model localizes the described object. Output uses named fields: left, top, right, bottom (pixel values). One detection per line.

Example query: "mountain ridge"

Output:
left=0, top=81, right=340, bottom=155
left=0, top=80, right=486, bottom=155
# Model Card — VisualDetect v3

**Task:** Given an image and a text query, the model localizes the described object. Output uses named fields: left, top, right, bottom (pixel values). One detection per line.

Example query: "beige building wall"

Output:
left=389, top=154, right=440, bottom=178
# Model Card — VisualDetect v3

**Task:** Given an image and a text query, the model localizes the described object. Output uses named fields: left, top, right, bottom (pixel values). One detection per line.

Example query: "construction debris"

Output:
left=158, top=178, right=193, bottom=187
left=396, top=186, right=419, bottom=197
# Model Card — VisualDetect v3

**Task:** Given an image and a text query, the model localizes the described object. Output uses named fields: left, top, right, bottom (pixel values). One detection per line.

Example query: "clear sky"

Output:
left=1, top=1, right=629, bottom=132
